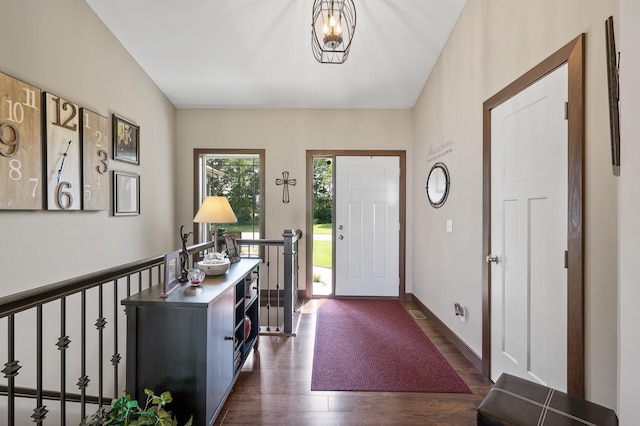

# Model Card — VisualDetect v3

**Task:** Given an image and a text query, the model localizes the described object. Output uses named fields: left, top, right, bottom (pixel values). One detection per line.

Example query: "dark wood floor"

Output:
left=215, top=299, right=493, bottom=425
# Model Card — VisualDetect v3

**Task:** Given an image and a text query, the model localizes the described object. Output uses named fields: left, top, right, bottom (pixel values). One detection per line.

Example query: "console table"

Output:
left=122, top=258, right=261, bottom=425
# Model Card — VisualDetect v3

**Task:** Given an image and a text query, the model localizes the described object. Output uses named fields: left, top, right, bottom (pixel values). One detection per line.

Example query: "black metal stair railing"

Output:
left=0, top=256, right=165, bottom=426
left=238, top=229, right=302, bottom=334
left=0, top=229, right=301, bottom=426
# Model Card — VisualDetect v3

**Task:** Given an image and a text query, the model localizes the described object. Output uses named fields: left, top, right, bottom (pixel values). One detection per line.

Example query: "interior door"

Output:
left=334, top=156, right=399, bottom=297
left=489, top=64, right=568, bottom=390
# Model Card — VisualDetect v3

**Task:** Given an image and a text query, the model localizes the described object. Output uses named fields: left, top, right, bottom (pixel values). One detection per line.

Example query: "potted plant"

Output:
left=80, top=388, right=192, bottom=426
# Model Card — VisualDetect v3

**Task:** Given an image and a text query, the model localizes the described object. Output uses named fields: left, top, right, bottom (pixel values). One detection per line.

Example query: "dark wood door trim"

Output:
left=305, top=150, right=407, bottom=300
left=482, top=34, right=585, bottom=397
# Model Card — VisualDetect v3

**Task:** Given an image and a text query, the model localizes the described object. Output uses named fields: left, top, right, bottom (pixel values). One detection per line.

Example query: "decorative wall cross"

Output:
left=275, top=171, right=297, bottom=203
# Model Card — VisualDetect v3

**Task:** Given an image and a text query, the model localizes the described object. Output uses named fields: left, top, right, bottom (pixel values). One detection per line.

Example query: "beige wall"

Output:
left=412, top=0, right=619, bottom=408
left=618, top=0, right=640, bottom=422
left=176, top=109, right=413, bottom=291
left=3, top=0, right=635, bottom=419
left=0, top=0, right=177, bottom=298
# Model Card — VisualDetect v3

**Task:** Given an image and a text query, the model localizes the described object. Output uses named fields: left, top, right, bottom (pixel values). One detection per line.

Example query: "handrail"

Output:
left=0, top=241, right=220, bottom=318
left=0, top=230, right=303, bottom=320
left=237, top=228, right=303, bottom=247
left=0, top=256, right=164, bottom=319
left=0, top=229, right=302, bottom=425
left=237, top=229, right=302, bottom=333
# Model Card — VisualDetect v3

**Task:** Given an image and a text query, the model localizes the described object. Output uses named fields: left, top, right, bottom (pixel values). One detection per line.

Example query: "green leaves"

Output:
left=80, top=389, right=192, bottom=426
left=150, top=390, right=173, bottom=406
left=206, top=156, right=261, bottom=225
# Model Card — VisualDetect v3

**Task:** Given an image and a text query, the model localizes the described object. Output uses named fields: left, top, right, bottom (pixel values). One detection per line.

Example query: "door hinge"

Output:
left=564, top=250, right=569, bottom=269
left=564, top=101, right=569, bottom=120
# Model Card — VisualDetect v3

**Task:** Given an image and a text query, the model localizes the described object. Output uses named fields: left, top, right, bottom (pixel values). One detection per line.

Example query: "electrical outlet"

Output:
left=454, top=303, right=466, bottom=322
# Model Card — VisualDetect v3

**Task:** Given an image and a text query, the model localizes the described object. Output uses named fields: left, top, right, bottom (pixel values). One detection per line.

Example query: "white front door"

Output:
left=334, top=156, right=399, bottom=297
left=490, top=64, right=568, bottom=390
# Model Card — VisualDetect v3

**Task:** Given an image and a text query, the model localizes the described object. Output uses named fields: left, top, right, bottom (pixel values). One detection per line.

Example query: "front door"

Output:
left=489, top=64, right=568, bottom=390
left=334, top=156, right=400, bottom=297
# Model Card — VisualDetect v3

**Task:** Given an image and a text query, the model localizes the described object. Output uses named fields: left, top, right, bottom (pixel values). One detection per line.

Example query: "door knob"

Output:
left=338, top=235, right=344, bottom=240
left=338, top=225, right=343, bottom=230
left=486, top=254, right=499, bottom=264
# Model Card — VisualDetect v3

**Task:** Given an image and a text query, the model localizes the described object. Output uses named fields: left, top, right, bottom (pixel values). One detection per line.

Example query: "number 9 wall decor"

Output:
left=0, top=72, right=43, bottom=210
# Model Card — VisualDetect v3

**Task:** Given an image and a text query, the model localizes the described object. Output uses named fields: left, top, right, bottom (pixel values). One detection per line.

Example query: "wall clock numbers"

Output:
left=44, top=92, right=81, bottom=210
left=81, top=108, right=109, bottom=210
left=0, top=70, right=133, bottom=214
left=0, top=72, right=42, bottom=210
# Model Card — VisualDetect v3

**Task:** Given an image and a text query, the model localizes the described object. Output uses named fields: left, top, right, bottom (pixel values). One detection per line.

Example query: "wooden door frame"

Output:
left=305, top=150, right=406, bottom=300
left=482, top=34, right=585, bottom=397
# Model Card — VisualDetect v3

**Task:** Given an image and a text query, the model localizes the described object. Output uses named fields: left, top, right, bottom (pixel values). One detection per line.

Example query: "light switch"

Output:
left=446, top=219, right=453, bottom=233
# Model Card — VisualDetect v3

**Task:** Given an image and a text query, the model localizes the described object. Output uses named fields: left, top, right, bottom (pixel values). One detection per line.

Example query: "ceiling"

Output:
left=85, top=0, right=466, bottom=109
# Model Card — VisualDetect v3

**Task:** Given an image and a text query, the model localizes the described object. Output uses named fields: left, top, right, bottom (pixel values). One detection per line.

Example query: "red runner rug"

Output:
left=311, top=299, right=471, bottom=393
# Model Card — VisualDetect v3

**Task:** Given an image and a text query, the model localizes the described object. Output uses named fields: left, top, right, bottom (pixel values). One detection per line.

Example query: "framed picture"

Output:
left=113, top=114, right=139, bottom=164
left=605, top=16, right=620, bottom=176
left=113, top=171, right=140, bottom=216
left=224, top=234, right=241, bottom=264
left=161, top=249, right=181, bottom=297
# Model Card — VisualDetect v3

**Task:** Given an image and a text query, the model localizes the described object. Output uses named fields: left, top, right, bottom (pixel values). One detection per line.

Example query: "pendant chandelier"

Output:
left=311, top=0, right=356, bottom=64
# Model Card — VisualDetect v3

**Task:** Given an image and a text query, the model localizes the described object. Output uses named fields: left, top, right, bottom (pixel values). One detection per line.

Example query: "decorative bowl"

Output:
left=197, top=259, right=230, bottom=276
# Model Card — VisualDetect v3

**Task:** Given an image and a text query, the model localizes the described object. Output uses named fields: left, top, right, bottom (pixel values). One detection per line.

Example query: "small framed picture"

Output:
left=113, top=171, right=140, bottom=216
left=224, top=234, right=241, bottom=264
left=113, top=114, right=139, bottom=164
left=161, top=250, right=181, bottom=297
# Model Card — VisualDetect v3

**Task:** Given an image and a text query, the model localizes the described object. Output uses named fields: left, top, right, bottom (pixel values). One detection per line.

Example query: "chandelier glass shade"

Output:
left=311, top=0, right=356, bottom=64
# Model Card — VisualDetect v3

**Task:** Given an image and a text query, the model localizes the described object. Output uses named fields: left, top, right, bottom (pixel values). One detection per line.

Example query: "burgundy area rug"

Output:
left=311, top=299, right=471, bottom=393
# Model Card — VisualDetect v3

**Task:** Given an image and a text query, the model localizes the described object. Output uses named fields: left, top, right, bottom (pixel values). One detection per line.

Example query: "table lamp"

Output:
left=193, top=196, right=238, bottom=253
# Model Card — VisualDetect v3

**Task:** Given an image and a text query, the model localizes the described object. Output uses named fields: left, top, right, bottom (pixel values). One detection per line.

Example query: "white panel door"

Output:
left=490, top=64, right=568, bottom=391
left=335, top=156, right=399, bottom=297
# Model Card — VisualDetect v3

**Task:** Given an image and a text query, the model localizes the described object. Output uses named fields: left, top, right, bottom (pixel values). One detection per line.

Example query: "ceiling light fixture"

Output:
left=311, top=0, right=356, bottom=64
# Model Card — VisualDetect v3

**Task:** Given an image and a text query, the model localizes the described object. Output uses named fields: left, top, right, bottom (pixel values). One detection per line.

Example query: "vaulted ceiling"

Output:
left=85, top=0, right=466, bottom=109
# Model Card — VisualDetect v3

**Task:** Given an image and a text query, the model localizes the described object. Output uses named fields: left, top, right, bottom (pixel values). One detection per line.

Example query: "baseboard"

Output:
left=409, top=293, right=483, bottom=373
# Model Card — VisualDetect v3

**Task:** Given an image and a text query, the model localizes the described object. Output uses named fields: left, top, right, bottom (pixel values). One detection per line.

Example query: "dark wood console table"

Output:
left=122, top=258, right=261, bottom=425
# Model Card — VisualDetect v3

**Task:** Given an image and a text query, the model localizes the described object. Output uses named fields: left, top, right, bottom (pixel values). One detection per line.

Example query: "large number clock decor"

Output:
left=44, top=92, right=81, bottom=210
left=0, top=69, right=139, bottom=214
left=81, top=108, right=109, bottom=210
left=0, top=71, right=42, bottom=210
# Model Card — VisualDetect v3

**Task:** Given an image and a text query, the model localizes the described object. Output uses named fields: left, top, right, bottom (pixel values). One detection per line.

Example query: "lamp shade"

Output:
left=193, top=196, right=238, bottom=224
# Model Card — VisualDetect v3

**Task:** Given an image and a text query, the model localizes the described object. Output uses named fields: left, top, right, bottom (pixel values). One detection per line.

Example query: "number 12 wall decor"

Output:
left=44, top=92, right=81, bottom=210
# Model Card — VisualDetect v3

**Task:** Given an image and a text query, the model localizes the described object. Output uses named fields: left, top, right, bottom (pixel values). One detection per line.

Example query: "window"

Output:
left=194, top=149, right=265, bottom=250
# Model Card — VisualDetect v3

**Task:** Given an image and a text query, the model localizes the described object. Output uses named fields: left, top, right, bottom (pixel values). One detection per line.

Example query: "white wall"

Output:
left=412, top=0, right=619, bottom=408
left=618, top=0, right=640, bottom=422
left=176, top=109, right=413, bottom=291
left=0, top=0, right=177, bottom=298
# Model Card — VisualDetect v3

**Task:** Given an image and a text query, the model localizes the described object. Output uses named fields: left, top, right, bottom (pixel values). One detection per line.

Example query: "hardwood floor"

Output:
left=215, top=299, right=493, bottom=425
